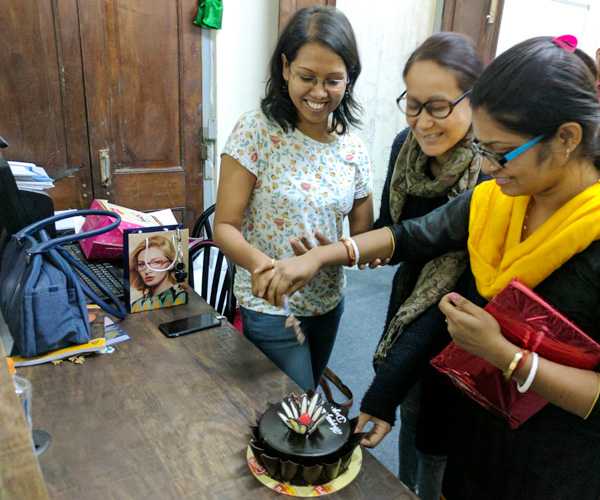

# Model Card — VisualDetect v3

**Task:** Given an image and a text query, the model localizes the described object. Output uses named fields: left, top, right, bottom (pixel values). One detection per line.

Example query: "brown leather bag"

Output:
left=319, top=367, right=353, bottom=410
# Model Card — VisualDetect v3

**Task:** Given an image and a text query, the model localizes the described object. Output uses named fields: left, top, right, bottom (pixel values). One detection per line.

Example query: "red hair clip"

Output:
left=552, top=34, right=577, bottom=53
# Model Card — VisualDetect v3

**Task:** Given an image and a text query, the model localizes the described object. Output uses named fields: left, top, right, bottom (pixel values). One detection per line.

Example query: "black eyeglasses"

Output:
left=396, top=89, right=472, bottom=119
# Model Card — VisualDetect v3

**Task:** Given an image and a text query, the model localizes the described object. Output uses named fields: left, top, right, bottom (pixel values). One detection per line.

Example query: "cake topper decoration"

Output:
left=249, top=393, right=366, bottom=486
left=277, top=393, right=327, bottom=435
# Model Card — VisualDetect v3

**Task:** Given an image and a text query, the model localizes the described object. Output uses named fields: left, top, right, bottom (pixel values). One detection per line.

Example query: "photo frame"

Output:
left=123, top=225, right=190, bottom=313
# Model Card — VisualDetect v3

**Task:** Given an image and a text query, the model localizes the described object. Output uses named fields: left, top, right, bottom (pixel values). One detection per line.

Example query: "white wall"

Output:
left=336, top=0, right=439, bottom=214
left=212, top=0, right=440, bottom=214
left=497, top=0, right=600, bottom=58
left=215, top=0, right=279, bottom=163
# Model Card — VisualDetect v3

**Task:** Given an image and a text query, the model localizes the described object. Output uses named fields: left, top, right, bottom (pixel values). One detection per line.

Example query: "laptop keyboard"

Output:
left=63, top=243, right=125, bottom=302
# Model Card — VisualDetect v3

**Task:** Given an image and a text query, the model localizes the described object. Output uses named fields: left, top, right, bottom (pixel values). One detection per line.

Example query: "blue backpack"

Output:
left=0, top=210, right=127, bottom=357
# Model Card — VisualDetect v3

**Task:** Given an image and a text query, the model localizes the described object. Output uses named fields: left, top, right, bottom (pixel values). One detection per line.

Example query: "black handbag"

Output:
left=0, top=210, right=127, bottom=357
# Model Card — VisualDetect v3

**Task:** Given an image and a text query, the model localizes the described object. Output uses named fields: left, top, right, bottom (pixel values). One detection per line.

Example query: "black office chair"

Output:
left=191, top=204, right=215, bottom=240
left=189, top=240, right=236, bottom=323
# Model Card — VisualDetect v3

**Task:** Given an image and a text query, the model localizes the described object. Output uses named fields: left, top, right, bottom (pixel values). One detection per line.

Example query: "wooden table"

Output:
left=21, top=293, right=417, bottom=499
left=0, top=341, right=49, bottom=500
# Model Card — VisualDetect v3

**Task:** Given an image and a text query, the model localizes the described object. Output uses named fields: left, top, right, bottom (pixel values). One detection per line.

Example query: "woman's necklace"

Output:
left=522, top=198, right=535, bottom=237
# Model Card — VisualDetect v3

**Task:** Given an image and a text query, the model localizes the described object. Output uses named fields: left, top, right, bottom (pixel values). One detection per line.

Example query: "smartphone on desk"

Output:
left=158, top=313, right=221, bottom=338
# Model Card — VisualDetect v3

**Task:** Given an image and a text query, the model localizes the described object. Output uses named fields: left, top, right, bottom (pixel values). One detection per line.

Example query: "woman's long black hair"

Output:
left=261, top=6, right=362, bottom=135
left=471, top=36, right=600, bottom=168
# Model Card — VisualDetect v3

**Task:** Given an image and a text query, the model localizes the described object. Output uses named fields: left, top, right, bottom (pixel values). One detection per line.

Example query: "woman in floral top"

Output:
left=214, top=6, right=372, bottom=390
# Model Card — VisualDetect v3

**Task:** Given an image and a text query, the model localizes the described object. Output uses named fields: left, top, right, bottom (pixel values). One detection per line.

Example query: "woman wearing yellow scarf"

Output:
left=254, top=36, right=600, bottom=499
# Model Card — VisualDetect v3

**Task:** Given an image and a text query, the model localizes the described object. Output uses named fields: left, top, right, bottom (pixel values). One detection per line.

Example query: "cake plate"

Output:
left=246, top=445, right=362, bottom=497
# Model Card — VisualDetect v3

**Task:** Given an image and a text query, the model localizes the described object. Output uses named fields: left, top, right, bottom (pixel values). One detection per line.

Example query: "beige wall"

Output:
left=497, top=0, right=600, bottom=58
left=336, top=0, right=440, bottom=215
left=215, top=0, right=279, bottom=163
left=213, top=0, right=441, bottom=214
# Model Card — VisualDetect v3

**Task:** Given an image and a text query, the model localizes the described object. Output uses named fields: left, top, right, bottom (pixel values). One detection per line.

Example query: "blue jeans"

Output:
left=241, top=299, right=344, bottom=391
left=399, top=382, right=447, bottom=500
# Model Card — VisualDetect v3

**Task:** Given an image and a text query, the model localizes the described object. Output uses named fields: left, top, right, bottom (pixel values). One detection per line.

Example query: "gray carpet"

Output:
left=328, top=265, right=399, bottom=475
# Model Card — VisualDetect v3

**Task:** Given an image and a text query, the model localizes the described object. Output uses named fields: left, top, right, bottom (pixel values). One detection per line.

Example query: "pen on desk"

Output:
left=283, top=295, right=305, bottom=344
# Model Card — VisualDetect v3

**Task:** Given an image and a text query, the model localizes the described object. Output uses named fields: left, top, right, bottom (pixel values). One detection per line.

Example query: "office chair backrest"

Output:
left=189, top=240, right=236, bottom=322
left=191, top=204, right=215, bottom=240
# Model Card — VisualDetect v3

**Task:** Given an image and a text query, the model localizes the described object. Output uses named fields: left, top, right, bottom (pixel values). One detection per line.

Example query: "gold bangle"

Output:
left=503, top=351, right=524, bottom=381
left=384, top=226, right=396, bottom=260
left=583, top=373, right=600, bottom=420
left=340, top=237, right=356, bottom=266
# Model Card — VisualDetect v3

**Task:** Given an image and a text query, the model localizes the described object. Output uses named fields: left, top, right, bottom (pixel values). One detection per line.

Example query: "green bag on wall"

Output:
left=193, top=0, right=223, bottom=30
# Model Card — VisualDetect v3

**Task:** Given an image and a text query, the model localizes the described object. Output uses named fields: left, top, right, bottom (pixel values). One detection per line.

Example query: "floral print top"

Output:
left=223, top=110, right=372, bottom=316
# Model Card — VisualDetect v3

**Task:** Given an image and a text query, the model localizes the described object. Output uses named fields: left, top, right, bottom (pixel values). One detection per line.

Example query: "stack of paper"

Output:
left=7, top=161, right=54, bottom=191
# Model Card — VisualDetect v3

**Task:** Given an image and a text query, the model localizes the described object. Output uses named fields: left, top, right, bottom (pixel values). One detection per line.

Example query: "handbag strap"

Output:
left=56, top=246, right=127, bottom=319
left=16, top=210, right=121, bottom=255
left=319, top=367, right=353, bottom=410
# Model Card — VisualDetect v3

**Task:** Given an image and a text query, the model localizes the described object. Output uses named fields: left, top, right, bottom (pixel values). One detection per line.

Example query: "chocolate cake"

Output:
left=249, top=392, right=362, bottom=485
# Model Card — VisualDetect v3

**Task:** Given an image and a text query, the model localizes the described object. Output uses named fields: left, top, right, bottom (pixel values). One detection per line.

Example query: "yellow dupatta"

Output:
left=468, top=180, right=600, bottom=299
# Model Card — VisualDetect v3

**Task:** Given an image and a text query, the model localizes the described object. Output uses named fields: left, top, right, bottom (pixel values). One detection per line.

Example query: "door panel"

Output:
left=79, top=0, right=200, bottom=223
left=442, top=0, right=505, bottom=63
left=0, top=0, right=203, bottom=225
left=0, top=0, right=92, bottom=210
left=112, top=170, right=186, bottom=211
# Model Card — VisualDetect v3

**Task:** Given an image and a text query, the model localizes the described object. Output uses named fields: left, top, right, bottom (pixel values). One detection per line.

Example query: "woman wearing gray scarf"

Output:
left=356, top=33, right=485, bottom=500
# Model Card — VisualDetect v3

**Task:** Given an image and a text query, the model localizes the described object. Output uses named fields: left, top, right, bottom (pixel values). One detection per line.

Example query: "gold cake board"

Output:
left=246, top=446, right=362, bottom=497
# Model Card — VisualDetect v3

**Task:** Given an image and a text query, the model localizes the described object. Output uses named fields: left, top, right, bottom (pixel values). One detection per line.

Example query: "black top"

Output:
left=361, top=129, right=485, bottom=429
left=388, top=191, right=600, bottom=500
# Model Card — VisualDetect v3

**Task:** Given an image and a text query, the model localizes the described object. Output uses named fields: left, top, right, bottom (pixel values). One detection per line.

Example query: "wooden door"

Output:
left=442, top=0, right=505, bottom=64
left=0, top=0, right=204, bottom=226
left=79, top=0, right=204, bottom=225
left=0, top=1, right=94, bottom=210
left=279, top=0, right=336, bottom=33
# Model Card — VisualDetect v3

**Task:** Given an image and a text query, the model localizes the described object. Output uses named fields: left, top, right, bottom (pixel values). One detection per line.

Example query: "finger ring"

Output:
left=271, top=258, right=276, bottom=267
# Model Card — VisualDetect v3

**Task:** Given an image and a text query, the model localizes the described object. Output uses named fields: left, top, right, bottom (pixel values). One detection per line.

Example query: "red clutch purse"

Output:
left=431, top=279, right=600, bottom=429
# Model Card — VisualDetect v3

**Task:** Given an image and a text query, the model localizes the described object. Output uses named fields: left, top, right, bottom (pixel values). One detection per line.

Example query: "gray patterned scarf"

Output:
left=373, top=130, right=482, bottom=363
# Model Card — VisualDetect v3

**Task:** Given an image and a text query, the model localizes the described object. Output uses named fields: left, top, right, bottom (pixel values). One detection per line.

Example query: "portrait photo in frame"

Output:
left=123, top=225, right=190, bottom=313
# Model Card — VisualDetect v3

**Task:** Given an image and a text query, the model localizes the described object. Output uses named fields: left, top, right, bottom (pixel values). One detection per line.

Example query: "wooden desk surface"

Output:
left=0, top=341, right=49, bottom=500
left=21, top=294, right=417, bottom=499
